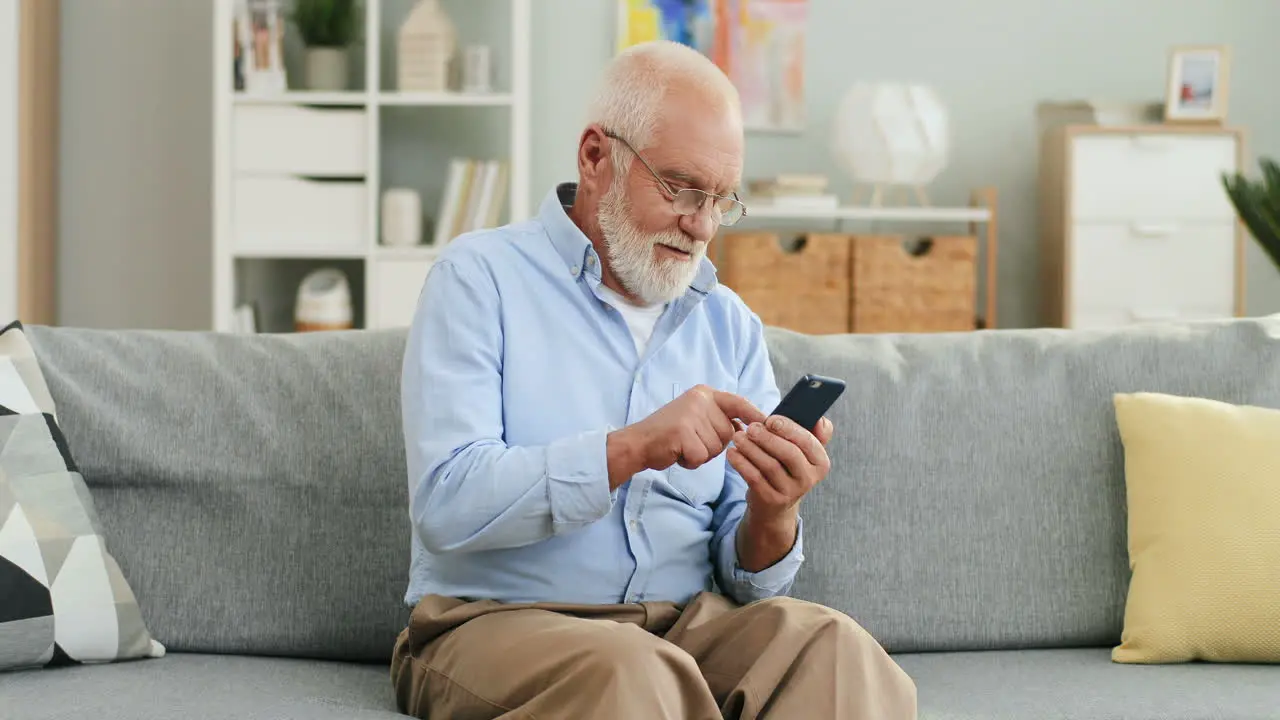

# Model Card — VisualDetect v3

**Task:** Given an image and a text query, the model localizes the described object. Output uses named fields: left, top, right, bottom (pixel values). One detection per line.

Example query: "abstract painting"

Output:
left=617, top=0, right=809, bottom=133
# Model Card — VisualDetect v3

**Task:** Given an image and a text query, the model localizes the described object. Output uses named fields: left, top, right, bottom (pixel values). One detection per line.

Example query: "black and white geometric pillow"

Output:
left=0, top=321, right=165, bottom=672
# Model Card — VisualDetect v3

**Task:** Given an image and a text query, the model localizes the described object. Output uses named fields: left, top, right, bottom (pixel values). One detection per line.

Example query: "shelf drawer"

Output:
left=233, top=178, right=367, bottom=253
left=234, top=106, right=367, bottom=176
left=371, top=257, right=436, bottom=328
left=1070, top=133, right=1238, bottom=222
left=1068, top=221, right=1236, bottom=329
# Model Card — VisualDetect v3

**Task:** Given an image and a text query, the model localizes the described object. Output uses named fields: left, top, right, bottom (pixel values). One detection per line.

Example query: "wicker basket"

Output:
left=713, top=232, right=851, bottom=335
left=849, top=234, right=977, bottom=333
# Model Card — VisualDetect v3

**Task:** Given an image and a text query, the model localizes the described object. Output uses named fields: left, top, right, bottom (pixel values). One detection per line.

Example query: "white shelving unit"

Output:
left=212, top=0, right=530, bottom=333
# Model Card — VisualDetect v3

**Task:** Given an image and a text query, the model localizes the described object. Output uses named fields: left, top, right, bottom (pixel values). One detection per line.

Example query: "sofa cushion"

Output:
left=1111, top=391, right=1280, bottom=664
left=0, top=322, right=165, bottom=672
left=24, top=326, right=413, bottom=662
left=9, top=647, right=1277, bottom=720
left=2, top=653, right=404, bottom=720
left=762, top=315, right=1280, bottom=653
left=895, top=648, right=1280, bottom=720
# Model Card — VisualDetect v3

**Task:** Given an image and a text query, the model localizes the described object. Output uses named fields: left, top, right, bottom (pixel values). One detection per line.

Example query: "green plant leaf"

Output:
left=291, top=0, right=359, bottom=47
left=1223, top=162, right=1280, bottom=272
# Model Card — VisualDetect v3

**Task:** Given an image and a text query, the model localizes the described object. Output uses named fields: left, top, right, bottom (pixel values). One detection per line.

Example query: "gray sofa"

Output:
left=5, top=315, right=1280, bottom=719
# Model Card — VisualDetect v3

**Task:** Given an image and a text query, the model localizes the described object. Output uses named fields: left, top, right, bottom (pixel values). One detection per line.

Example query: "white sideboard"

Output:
left=1038, top=124, right=1245, bottom=329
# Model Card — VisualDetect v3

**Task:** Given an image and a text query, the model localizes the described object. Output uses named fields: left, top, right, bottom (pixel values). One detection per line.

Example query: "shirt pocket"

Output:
left=665, top=460, right=726, bottom=507
left=661, top=381, right=728, bottom=506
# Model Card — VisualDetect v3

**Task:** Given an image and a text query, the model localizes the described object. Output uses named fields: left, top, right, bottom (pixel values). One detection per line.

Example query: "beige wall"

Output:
left=530, top=0, right=1280, bottom=328
left=57, top=0, right=211, bottom=329
left=1, top=0, right=17, bottom=324
left=53, top=0, right=1280, bottom=329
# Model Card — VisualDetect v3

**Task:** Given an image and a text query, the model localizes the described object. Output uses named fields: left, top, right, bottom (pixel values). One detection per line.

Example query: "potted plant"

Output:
left=1223, top=158, right=1280, bottom=276
left=290, top=0, right=359, bottom=91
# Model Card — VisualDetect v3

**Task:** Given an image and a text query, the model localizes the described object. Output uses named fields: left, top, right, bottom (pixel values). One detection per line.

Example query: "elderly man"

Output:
left=393, top=40, right=915, bottom=720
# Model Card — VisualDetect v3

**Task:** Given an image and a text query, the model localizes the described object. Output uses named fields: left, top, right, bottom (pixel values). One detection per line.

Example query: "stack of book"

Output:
left=434, top=157, right=510, bottom=246
left=747, top=174, right=838, bottom=210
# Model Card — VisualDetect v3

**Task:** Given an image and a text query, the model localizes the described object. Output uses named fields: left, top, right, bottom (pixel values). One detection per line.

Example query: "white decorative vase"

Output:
left=305, top=47, right=348, bottom=91
left=381, top=189, right=423, bottom=246
left=295, top=268, right=353, bottom=332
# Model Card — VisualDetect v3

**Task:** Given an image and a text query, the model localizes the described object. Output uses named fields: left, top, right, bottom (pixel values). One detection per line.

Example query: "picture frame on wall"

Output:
left=1163, top=44, right=1230, bottom=124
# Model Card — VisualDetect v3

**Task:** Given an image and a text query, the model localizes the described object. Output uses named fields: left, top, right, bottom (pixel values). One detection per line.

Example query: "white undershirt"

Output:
left=598, top=285, right=666, bottom=356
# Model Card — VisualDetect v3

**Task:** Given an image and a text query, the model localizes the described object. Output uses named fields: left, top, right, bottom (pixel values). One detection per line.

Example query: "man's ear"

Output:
left=577, top=124, right=611, bottom=194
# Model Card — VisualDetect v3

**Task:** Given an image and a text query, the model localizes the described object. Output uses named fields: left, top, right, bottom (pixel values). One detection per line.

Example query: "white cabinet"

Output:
left=233, top=106, right=368, bottom=177
left=232, top=177, right=367, bottom=254
left=1039, top=125, right=1245, bottom=329
left=370, top=257, right=436, bottom=329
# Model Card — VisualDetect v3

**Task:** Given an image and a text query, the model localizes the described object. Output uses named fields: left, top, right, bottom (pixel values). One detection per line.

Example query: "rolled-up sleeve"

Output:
left=546, top=428, right=615, bottom=531
left=717, top=516, right=805, bottom=599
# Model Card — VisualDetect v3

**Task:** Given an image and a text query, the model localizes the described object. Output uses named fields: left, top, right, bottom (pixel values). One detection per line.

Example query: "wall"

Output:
left=530, top=0, right=1280, bottom=328
left=57, top=0, right=211, bottom=329
left=0, top=0, right=17, bottom=324
left=51, top=0, right=1280, bottom=330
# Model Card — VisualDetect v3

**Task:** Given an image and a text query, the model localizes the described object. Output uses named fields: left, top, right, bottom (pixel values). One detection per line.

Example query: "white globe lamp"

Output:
left=832, top=82, right=950, bottom=206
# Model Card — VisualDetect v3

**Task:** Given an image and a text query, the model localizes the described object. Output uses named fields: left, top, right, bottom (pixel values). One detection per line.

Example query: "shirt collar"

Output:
left=538, top=182, right=718, bottom=295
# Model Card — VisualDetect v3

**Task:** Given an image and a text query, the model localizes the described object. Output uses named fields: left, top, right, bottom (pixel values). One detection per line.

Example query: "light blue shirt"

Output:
left=400, top=183, right=805, bottom=608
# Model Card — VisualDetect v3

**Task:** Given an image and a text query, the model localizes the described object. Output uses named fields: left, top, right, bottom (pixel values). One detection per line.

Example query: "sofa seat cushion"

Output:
left=897, top=648, right=1280, bottom=719
left=2, top=653, right=405, bottom=720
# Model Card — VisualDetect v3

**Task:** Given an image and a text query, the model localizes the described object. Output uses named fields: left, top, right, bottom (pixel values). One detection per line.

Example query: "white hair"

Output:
left=585, top=40, right=741, bottom=175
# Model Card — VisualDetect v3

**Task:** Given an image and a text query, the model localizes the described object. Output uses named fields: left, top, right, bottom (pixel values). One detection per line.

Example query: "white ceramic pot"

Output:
left=381, top=189, right=423, bottom=246
left=305, top=47, right=348, bottom=91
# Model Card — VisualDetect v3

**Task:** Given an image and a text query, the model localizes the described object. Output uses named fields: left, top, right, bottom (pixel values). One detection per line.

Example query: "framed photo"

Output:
left=234, top=0, right=287, bottom=95
left=1164, top=45, right=1230, bottom=123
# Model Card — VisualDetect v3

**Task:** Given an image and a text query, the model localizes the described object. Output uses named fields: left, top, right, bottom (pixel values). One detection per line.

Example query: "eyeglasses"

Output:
left=603, top=129, right=748, bottom=227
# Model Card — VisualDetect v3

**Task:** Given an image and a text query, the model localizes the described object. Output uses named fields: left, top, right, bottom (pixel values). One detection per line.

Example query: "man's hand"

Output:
left=607, top=385, right=767, bottom=489
left=729, top=414, right=834, bottom=572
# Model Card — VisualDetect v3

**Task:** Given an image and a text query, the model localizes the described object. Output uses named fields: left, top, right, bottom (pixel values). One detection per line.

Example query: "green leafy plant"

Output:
left=1222, top=158, right=1280, bottom=274
left=290, top=0, right=359, bottom=48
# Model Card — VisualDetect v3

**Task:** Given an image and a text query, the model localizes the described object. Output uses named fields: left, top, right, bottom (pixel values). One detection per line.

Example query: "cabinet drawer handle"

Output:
left=1130, top=223, right=1178, bottom=237
left=1131, top=136, right=1174, bottom=151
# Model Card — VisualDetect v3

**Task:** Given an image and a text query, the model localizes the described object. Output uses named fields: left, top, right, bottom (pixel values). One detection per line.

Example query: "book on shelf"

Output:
left=748, top=174, right=829, bottom=194
left=746, top=174, right=838, bottom=209
left=434, top=157, right=509, bottom=246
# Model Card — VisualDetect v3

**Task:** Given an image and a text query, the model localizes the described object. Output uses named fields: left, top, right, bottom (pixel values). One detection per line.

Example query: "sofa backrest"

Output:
left=26, top=315, right=1280, bottom=660
left=766, top=315, right=1280, bottom=653
left=26, top=326, right=414, bottom=662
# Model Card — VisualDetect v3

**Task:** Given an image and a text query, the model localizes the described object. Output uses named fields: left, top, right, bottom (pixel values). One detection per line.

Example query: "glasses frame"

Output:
left=602, top=129, right=748, bottom=227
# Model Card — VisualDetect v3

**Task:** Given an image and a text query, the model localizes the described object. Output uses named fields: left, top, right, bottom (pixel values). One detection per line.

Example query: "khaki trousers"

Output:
left=390, top=591, right=916, bottom=719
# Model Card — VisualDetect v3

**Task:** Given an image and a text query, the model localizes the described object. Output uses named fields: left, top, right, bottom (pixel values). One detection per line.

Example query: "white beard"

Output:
left=597, top=178, right=705, bottom=306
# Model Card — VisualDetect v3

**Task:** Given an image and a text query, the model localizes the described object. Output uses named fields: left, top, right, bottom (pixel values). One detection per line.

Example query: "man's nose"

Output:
left=677, top=203, right=716, bottom=243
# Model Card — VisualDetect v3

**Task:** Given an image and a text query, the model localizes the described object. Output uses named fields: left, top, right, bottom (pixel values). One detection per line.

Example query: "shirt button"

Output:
left=570, top=265, right=580, bottom=276
left=629, top=519, right=638, bottom=529
left=587, top=256, right=596, bottom=266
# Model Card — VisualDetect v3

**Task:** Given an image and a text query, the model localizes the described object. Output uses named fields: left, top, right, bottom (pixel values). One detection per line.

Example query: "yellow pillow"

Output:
left=1112, top=391, right=1280, bottom=664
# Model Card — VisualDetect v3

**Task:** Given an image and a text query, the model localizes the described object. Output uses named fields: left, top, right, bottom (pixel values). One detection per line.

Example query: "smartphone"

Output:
left=769, top=374, right=846, bottom=431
